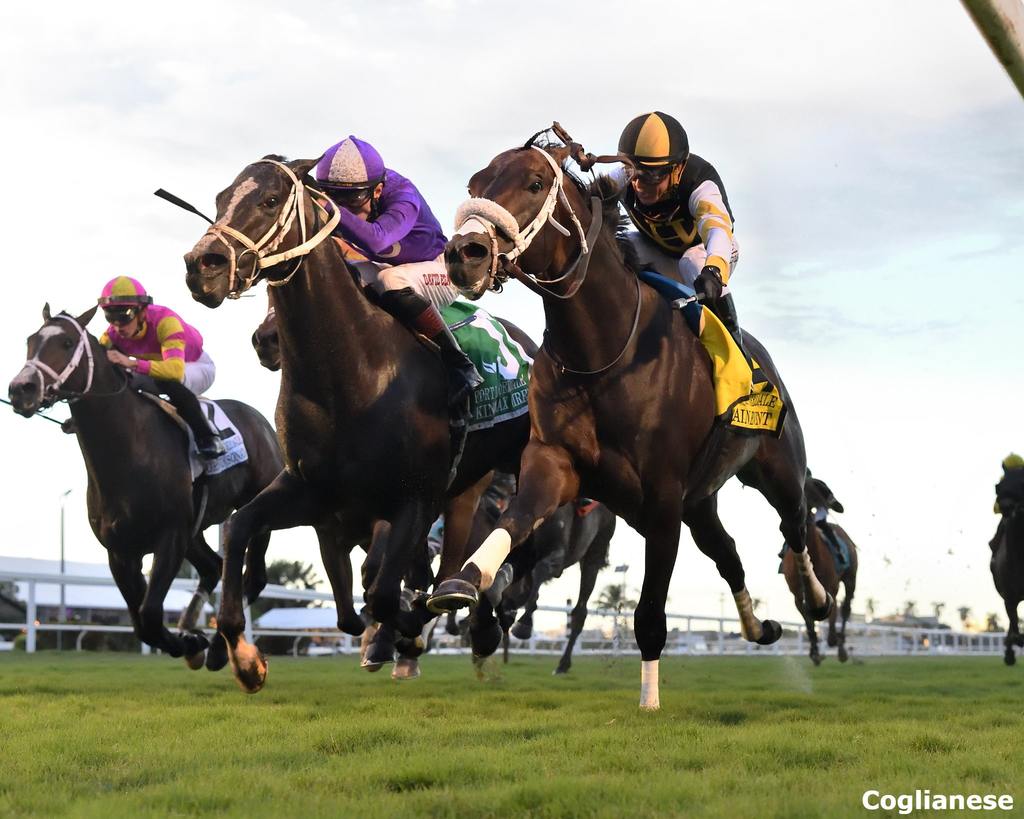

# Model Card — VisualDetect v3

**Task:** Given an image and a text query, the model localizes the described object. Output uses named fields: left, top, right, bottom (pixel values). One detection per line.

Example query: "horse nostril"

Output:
left=460, top=242, right=488, bottom=262
left=200, top=253, right=228, bottom=270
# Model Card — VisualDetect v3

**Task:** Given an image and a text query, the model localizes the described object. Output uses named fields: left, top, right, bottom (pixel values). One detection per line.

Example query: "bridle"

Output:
left=452, top=142, right=642, bottom=376
left=20, top=315, right=126, bottom=405
left=201, top=159, right=340, bottom=299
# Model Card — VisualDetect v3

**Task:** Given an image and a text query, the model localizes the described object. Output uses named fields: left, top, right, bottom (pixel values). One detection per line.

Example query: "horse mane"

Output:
left=585, top=174, right=640, bottom=273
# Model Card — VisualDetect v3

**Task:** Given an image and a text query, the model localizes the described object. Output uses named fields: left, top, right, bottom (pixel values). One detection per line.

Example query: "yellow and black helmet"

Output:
left=618, top=111, right=689, bottom=168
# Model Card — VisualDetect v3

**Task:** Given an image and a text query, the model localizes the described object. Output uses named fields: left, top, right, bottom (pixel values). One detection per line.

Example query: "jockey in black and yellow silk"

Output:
left=616, top=111, right=743, bottom=351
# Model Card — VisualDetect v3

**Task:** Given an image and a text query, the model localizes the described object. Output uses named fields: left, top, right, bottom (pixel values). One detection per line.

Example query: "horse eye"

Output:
left=264, top=196, right=280, bottom=208
left=529, top=181, right=544, bottom=193
left=62, top=338, right=73, bottom=349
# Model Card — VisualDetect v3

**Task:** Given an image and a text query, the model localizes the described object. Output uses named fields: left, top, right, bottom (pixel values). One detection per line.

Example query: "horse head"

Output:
left=183, top=156, right=334, bottom=307
left=445, top=141, right=588, bottom=299
left=8, top=304, right=100, bottom=416
left=251, top=308, right=280, bottom=371
left=806, top=473, right=844, bottom=514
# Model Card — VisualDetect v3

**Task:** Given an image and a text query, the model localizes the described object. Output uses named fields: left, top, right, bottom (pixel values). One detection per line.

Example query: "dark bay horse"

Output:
left=430, top=135, right=829, bottom=709
left=505, top=499, right=615, bottom=675
left=7, top=306, right=283, bottom=666
left=183, top=157, right=533, bottom=690
left=782, top=474, right=858, bottom=664
left=991, top=471, right=1024, bottom=665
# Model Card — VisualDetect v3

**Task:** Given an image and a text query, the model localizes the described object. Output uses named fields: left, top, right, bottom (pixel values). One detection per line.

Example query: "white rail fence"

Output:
left=0, top=570, right=1007, bottom=658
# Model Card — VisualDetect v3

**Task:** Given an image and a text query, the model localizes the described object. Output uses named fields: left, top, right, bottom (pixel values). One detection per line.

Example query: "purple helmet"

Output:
left=315, top=136, right=385, bottom=190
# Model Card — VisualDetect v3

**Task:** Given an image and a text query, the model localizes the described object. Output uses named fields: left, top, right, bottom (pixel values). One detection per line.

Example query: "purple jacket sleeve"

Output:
left=334, top=195, right=421, bottom=256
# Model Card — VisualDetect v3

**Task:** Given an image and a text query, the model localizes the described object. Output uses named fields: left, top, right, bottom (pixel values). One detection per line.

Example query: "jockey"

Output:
left=615, top=111, right=744, bottom=352
left=97, top=276, right=225, bottom=459
left=314, top=136, right=483, bottom=410
left=991, top=453, right=1024, bottom=550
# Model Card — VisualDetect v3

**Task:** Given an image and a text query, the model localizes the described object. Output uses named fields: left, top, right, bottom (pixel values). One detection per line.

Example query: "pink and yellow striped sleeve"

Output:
left=135, top=315, right=187, bottom=382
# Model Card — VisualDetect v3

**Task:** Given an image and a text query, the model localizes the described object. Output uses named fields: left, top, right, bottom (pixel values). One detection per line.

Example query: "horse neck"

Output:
left=269, top=239, right=408, bottom=408
left=68, top=345, right=148, bottom=481
left=540, top=227, right=647, bottom=373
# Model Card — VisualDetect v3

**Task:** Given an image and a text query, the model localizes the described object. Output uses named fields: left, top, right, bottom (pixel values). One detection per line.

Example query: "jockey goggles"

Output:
left=321, top=183, right=374, bottom=209
left=102, top=305, right=139, bottom=326
left=631, top=165, right=676, bottom=185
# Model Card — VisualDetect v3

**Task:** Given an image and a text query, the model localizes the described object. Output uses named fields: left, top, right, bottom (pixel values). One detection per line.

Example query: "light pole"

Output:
left=59, top=489, right=72, bottom=650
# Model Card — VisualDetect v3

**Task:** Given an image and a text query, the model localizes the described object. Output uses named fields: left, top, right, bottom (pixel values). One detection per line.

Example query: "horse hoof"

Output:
left=837, top=645, right=849, bottom=663
left=206, top=633, right=229, bottom=672
left=826, top=633, right=838, bottom=648
left=756, top=620, right=783, bottom=645
left=471, top=620, right=503, bottom=658
left=361, top=642, right=395, bottom=670
left=1004, top=650, right=1016, bottom=666
left=510, top=621, right=533, bottom=641
left=427, top=579, right=479, bottom=614
left=391, top=658, right=421, bottom=681
left=811, top=653, right=822, bottom=666
left=227, top=639, right=267, bottom=694
left=810, top=593, right=835, bottom=622
left=445, top=619, right=461, bottom=636
left=184, top=650, right=206, bottom=671
left=553, top=665, right=570, bottom=676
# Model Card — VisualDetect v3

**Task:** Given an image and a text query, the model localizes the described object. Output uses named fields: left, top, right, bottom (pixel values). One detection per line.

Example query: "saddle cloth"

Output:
left=141, top=394, right=249, bottom=480
left=441, top=300, right=532, bottom=433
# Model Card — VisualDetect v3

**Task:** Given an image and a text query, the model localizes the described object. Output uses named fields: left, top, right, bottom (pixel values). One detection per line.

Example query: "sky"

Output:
left=1, top=0, right=1022, bottom=633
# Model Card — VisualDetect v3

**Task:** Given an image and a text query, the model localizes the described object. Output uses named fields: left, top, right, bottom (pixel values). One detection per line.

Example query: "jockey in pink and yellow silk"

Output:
left=98, top=276, right=225, bottom=458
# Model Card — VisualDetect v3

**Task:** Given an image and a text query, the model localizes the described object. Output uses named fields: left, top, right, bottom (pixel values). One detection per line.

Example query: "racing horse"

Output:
left=781, top=473, right=858, bottom=664
left=182, top=156, right=533, bottom=690
left=7, top=305, right=284, bottom=666
left=990, top=469, right=1024, bottom=666
left=505, top=499, right=615, bottom=675
left=430, top=130, right=830, bottom=709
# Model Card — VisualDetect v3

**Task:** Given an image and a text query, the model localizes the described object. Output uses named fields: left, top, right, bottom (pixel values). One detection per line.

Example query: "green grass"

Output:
left=0, top=653, right=1021, bottom=818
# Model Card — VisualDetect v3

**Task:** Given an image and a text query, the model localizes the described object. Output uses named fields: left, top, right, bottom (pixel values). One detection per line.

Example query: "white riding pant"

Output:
left=183, top=350, right=216, bottom=395
left=623, top=231, right=740, bottom=293
left=353, top=254, right=460, bottom=311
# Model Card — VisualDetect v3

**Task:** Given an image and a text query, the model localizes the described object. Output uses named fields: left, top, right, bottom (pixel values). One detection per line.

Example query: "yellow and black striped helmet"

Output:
left=618, top=111, right=689, bottom=168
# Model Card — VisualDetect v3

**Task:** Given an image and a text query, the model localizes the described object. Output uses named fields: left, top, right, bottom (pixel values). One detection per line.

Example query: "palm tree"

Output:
left=903, top=600, right=917, bottom=618
left=958, top=606, right=971, bottom=626
left=250, top=560, right=321, bottom=618
left=865, top=597, right=877, bottom=620
left=985, top=613, right=1002, bottom=633
left=931, top=602, right=945, bottom=621
left=595, top=583, right=637, bottom=612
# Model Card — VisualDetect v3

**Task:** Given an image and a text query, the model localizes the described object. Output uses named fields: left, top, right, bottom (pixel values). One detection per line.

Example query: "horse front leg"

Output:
left=316, top=522, right=366, bottom=636
left=634, top=497, right=684, bottom=710
left=219, top=469, right=322, bottom=693
left=554, top=541, right=605, bottom=675
left=436, top=473, right=492, bottom=584
left=1004, top=599, right=1021, bottom=666
left=179, top=531, right=223, bottom=670
left=428, top=442, right=579, bottom=613
left=139, top=531, right=208, bottom=659
left=682, top=494, right=782, bottom=646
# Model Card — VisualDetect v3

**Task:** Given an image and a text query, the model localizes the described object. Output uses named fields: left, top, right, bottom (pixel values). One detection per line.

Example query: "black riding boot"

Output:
left=156, top=378, right=226, bottom=459
left=378, top=288, right=484, bottom=409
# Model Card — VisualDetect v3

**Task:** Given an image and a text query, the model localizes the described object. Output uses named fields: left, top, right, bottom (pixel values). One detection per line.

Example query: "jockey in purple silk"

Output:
left=315, top=135, right=483, bottom=410
left=98, top=276, right=225, bottom=459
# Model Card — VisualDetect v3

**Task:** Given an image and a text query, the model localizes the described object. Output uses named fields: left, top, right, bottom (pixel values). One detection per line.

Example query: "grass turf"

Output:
left=0, top=653, right=1021, bottom=818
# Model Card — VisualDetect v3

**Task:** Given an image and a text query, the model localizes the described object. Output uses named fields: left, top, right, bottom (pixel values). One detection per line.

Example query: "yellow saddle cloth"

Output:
left=698, top=310, right=786, bottom=436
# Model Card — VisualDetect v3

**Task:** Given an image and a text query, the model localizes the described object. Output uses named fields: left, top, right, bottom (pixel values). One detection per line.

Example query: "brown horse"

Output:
left=429, top=133, right=830, bottom=709
left=505, top=499, right=615, bottom=675
left=7, top=306, right=284, bottom=666
left=991, top=470, right=1024, bottom=665
left=782, top=473, right=858, bottom=664
left=182, top=156, right=535, bottom=690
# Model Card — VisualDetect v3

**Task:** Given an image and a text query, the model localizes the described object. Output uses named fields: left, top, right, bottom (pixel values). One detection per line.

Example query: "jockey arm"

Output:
left=135, top=315, right=188, bottom=382
left=688, top=180, right=734, bottom=283
left=333, top=194, right=420, bottom=257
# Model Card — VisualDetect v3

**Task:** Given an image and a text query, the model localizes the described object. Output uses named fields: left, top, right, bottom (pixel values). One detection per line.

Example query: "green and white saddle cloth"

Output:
left=441, top=300, right=532, bottom=432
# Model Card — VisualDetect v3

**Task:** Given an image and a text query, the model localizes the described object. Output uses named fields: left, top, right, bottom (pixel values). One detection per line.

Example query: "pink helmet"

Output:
left=98, top=276, right=154, bottom=308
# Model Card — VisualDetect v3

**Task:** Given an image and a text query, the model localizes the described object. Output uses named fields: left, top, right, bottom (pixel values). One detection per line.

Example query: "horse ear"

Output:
left=42, top=302, right=52, bottom=321
left=290, top=155, right=325, bottom=180
left=546, top=145, right=571, bottom=166
left=77, top=305, right=99, bottom=327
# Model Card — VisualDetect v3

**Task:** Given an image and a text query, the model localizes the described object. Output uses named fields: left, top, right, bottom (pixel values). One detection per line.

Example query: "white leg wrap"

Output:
left=464, top=528, right=511, bottom=591
left=639, top=660, right=660, bottom=710
left=733, top=588, right=763, bottom=642
left=796, top=550, right=827, bottom=607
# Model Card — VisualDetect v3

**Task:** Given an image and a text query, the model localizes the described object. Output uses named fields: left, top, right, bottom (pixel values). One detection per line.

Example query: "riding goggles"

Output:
left=322, top=184, right=374, bottom=209
left=631, top=165, right=676, bottom=185
left=102, top=306, right=139, bottom=326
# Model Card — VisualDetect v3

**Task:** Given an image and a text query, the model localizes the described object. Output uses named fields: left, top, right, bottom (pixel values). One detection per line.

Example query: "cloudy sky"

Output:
left=1, top=0, right=1021, bottom=632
